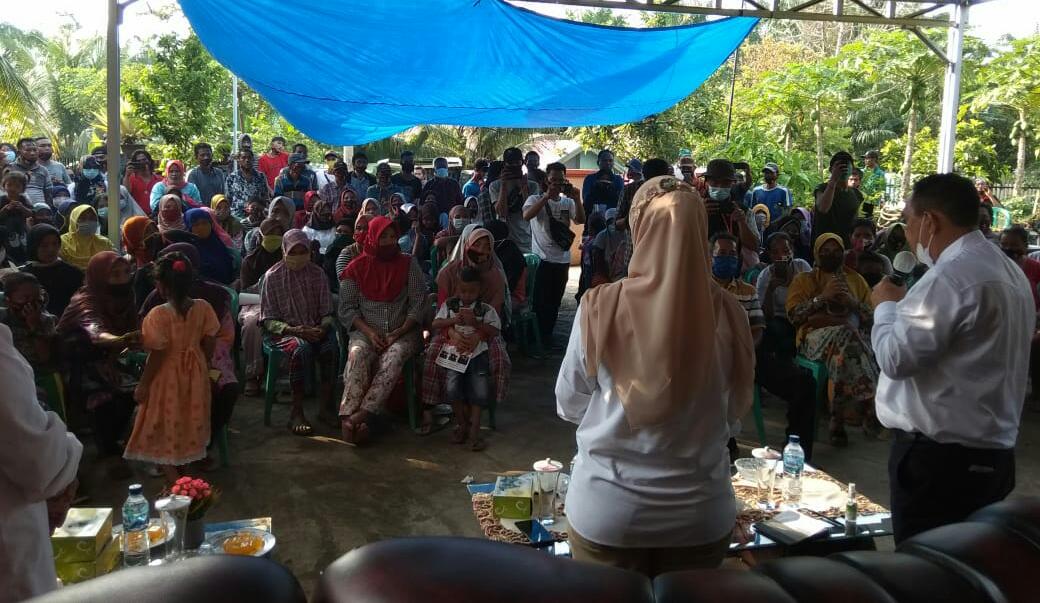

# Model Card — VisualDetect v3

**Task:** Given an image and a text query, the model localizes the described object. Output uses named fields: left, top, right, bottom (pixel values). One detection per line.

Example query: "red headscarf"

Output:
left=342, top=216, right=411, bottom=302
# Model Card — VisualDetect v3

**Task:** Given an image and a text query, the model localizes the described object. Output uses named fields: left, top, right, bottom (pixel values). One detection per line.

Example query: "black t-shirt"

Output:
left=812, top=183, right=863, bottom=246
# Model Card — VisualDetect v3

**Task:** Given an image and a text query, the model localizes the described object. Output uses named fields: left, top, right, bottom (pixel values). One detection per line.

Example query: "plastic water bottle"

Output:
left=782, top=435, right=805, bottom=506
left=122, top=484, right=151, bottom=567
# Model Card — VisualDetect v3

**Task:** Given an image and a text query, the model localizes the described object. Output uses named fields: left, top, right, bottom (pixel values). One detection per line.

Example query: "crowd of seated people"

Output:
left=3, top=133, right=1034, bottom=482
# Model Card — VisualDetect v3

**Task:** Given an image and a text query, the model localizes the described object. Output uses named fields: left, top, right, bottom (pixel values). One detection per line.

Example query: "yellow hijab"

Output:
left=580, top=176, right=755, bottom=429
left=785, top=232, right=872, bottom=345
left=60, top=205, right=114, bottom=270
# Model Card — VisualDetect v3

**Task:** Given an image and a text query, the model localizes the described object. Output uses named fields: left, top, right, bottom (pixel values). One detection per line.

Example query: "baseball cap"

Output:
left=332, top=159, right=349, bottom=173
left=703, top=159, right=736, bottom=181
left=862, top=150, right=880, bottom=159
left=626, top=158, right=643, bottom=172
left=324, top=151, right=339, bottom=160
left=288, top=153, right=307, bottom=165
left=763, top=162, right=779, bottom=174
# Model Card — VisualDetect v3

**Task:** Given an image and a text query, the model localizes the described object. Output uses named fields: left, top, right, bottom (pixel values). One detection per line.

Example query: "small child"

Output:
left=0, top=272, right=62, bottom=415
left=0, top=170, right=34, bottom=265
left=431, top=266, right=501, bottom=451
left=124, top=252, right=220, bottom=482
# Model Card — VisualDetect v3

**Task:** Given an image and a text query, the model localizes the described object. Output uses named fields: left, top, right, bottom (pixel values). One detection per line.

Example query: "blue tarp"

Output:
left=178, top=0, right=757, bottom=145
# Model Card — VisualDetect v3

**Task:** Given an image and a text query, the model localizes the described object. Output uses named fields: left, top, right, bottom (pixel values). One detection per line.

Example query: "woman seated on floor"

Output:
left=338, top=216, right=425, bottom=446
left=786, top=232, right=880, bottom=446
left=260, top=229, right=339, bottom=435
left=421, top=226, right=511, bottom=433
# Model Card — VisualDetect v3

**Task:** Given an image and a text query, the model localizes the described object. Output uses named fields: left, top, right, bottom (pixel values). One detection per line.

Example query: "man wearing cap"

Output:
left=745, top=162, right=792, bottom=223
left=273, top=154, right=313, bottom=208
left=813, top=151, right=864, bottom=246
left=320, top=159, right=351, bottom=211
left=624, top=158, right=643, bottom=186
left=421, top=156, right=464, bottom=215
left=860, top=150, right=886, bottom=203
left=703, top=158, right=760, bottom=253
left=492, top=147, right=542, bottom=253
left=258, top=136, right=289, bottom=189
left=315, top=151, right=339, bottom=190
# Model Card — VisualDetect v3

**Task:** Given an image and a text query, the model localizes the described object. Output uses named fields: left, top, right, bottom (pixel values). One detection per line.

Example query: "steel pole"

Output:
left=936, top=2, right=968, bottom=173
left=232, top=75, right=239, bottom=155
left=105, top=0, right=122, bottom=246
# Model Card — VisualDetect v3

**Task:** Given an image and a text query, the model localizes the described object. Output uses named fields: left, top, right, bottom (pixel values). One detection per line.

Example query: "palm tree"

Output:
left=0, top=24, right=46, bottom=136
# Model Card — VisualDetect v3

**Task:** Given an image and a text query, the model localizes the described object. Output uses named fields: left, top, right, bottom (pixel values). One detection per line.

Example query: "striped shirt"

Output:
left=715, top=277, right=765, bottom=330
left=338, top=256, right=425, bottom=337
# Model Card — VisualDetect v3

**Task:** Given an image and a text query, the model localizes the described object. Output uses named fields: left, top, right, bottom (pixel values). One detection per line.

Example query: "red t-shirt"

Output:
left=1021, top=258, right=1040, bottom=311
left=258, top=152, right=288, bottom=189
left=128, top=173, right=162, bottom=214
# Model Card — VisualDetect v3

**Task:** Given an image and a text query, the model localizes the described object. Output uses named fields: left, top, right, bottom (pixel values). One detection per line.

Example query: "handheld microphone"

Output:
left=889, top=251, right=918, bottom=287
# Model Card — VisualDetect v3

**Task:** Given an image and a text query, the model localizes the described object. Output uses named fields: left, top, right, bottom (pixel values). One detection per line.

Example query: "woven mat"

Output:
left=471, top=470, right=887, bottom=546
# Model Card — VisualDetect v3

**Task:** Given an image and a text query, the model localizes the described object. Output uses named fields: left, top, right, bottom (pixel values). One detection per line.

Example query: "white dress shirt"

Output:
left=555, top=306, right=736, bottom=548
left=0, top=325, right=82, bottom=601
left=873, top=230, right=1034, bottom=449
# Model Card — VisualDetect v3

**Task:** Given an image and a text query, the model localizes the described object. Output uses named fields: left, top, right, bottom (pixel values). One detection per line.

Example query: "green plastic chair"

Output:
left=35, top=371, right=67, bottom=423
left=262, top=330, right=333, bottom=426
left=514, top=254, right=543, bottom=358
left=750, top=384, right=766, bottom=446
left=795, top=355, right=830, bottom=443
left=744, top=265, right=763, bottom=286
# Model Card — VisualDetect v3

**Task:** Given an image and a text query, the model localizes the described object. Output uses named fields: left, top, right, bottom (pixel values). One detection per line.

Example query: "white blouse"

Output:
left=555, top=305, right=737, bottom=548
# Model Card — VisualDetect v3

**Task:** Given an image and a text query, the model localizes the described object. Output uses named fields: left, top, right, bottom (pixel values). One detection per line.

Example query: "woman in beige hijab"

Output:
left=556, top=175, right=755, bottom=577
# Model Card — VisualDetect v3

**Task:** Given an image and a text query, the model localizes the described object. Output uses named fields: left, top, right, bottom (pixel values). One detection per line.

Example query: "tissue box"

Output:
left=492, top=474, right=533, bottom=519
left=51, top=508, right=114, bottom=564
left=55, top=533, right=120, bottom=584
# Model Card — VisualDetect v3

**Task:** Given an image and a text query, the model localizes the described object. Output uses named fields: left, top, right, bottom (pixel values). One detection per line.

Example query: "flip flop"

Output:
left=470, top=437, right=487, bottom=452
left=288, top=416, right=313, bottom=437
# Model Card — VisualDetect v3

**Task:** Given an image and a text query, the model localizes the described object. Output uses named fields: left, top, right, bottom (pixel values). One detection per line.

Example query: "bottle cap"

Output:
left=129, top=483, right=143, bottom=495
left=789, top=435, right=800, bottom=444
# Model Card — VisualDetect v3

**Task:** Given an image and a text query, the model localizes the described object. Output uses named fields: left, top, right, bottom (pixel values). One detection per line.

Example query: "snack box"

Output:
left=51, top=507, right=114, bottom=564
left=493, top=474, right=533, bottom=519
left=54, top=532, right=120, bottom=584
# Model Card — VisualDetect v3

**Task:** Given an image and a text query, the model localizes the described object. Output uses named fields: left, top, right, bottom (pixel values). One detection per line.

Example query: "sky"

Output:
left=1, top=0, right=1036, bottom=49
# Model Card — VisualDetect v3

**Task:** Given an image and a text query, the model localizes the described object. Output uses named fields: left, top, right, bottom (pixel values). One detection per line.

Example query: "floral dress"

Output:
left=124, top=301, right=219, bottom=466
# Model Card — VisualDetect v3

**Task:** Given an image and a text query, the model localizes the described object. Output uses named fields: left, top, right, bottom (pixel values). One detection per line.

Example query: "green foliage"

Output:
left=564, top=8, right=626, bottom=27
left=125, top=34, right=227, bottom=156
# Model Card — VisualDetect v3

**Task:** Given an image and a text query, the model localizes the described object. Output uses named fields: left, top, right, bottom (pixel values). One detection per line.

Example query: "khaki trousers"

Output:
left=568, top=529, right=732, bottom=578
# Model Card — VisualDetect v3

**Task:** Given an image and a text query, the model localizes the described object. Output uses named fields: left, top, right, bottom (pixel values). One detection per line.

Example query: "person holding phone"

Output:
left=702, top=159, right=759, bottom=261
left=813, top=151, right=864, bottom=247
left=523, top=162, right=585, bottom=346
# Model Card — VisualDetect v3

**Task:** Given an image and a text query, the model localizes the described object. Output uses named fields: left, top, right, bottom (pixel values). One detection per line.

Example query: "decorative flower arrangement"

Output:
left=163, top=476, right=220, bottom=521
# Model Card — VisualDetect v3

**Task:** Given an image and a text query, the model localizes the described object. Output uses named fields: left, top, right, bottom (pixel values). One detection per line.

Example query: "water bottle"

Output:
left=122, top=484, right=151, bottom=567
left=782, top=435, right=805, bottom=506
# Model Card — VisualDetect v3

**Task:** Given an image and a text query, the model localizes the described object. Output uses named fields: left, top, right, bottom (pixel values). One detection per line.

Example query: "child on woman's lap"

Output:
left=431, top=266, right=500, bottom=451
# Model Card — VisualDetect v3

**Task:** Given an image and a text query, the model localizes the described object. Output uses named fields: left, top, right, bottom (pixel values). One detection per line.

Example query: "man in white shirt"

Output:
left=0, top=324, right=82, bottom=601
left=523, top=162, right=585, bottom=345
left=871, top=173, right=1034, bottom=543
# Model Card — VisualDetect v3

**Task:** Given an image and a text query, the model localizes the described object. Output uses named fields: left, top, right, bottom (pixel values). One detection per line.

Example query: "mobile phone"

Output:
left=514, top=519, right=554, bottom=547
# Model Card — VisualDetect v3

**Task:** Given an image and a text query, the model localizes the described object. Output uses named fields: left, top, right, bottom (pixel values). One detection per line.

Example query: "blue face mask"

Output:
left=82, top=168, right=100, bottom=180
left=711, top=255, right=741, bottom=280
left=707, top=186, right=730, bottom=201
left=435, top=167, right=449, bottom=178
left=4, top=150, right=15, bottom=163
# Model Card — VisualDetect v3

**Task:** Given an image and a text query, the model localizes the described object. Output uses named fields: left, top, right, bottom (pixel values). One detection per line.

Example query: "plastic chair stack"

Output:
left=514, top=254, right=543, bottom=358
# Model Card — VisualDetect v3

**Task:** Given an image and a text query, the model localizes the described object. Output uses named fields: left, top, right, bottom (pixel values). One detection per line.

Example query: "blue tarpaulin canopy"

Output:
left=178, top=0, right=758, bottom=145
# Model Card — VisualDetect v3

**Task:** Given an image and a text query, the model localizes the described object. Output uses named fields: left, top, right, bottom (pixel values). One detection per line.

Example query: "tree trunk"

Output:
left=1015, top=108, right=1027, bottom=197
left=814, top=100, right=824, bottom=174
left=784, top=129, right=792, bottom=154
left=901, top=101, right=918, bottom=201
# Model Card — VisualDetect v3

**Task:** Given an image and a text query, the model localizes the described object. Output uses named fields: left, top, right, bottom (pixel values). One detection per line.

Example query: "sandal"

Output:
left=451, top=423, right=468, bottom=445
left=470, top=437, right=487, bottom=452
left=288, top=415, right=313, bottom=437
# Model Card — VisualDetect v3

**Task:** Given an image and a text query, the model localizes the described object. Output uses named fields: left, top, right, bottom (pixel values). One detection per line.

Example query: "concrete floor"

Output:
left=78, top=268, right=1040, bottom=595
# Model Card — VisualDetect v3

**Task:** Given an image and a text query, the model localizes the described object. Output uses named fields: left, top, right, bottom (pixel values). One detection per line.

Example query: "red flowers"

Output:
left=171, top=476, right=212, bottom=500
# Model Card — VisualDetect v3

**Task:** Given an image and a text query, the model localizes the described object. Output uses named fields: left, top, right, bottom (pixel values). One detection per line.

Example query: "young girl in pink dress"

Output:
left=124, top=252, right=219, bottom=482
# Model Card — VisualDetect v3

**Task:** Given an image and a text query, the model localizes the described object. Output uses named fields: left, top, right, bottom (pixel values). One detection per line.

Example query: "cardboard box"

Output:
left=54, top=533, right=120, bottom=584
left=51, top=508, right=113, bottom=564
left=492, top=474, right=533, bottom=519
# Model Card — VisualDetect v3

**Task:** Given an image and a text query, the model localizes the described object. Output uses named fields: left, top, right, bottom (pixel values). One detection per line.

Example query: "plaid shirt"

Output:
left=338, top=257, right=425, bottom=337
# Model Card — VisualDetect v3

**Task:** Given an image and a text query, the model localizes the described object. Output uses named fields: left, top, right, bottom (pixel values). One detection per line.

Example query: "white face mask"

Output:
left=915, top=216, right=934, bottom=267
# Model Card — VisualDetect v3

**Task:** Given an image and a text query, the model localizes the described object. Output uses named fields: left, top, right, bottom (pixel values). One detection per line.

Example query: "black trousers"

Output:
left=534, top=260, right=571, bottom=342
left=888, top=430, right=1015, bottom=544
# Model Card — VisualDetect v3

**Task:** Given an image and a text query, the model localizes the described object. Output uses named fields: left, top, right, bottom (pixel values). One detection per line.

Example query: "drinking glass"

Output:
left=154, top=495, right=191, bottom=561
left=756, top=462, right=775, bottom=510
left=533, top=459, right=563, bottom=525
